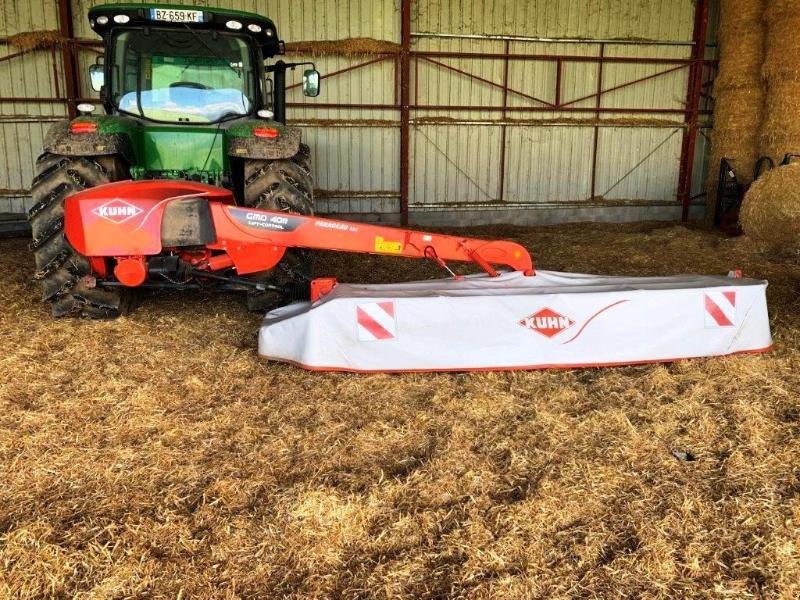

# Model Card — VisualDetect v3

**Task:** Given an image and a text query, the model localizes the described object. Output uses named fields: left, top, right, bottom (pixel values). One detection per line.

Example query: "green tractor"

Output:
left=29, top=3, right=321, bottom=317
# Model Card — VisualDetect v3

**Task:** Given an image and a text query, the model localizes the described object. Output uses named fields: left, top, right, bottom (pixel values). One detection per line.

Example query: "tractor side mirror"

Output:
left=89, top=64, right=104, bottom=92
left=302, top=69, right=320, bottom=97
left=263, top=74, right=274, bottom=107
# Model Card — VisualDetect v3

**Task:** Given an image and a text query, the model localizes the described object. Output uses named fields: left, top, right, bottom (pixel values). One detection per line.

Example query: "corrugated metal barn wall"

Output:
left=0, top=0, right=715, bottom=225
left=0, top=0, right=66, bottom=214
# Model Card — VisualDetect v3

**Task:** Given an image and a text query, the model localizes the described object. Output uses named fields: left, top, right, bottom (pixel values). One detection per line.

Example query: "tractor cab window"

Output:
left=111, top=29, right=255, bottom=123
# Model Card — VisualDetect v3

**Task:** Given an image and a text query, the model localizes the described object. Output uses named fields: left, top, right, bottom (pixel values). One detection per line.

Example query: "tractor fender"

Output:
left=227, top=124, right=301, bottom=160
left=43, top=120, right=135, bottom=163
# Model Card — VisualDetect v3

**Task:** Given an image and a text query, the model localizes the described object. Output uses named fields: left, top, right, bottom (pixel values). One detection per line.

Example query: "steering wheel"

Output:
left=170, top=81, right=210, bottom=90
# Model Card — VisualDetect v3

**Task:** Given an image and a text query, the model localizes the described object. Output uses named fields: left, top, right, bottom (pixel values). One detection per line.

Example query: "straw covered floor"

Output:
left=1, top=222, right=799, bottom=598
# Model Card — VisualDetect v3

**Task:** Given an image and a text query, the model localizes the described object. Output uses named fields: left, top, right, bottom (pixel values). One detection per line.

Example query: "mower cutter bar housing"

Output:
left=258, top=271, right=773, bottom=372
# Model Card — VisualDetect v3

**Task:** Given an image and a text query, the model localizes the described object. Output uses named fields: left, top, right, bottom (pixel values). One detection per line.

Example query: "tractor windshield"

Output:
left=110, top=28, right=255, bottom=123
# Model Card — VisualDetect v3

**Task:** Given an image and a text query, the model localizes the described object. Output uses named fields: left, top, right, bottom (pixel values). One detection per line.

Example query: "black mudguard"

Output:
left=42, top=120, right=136, bottom=163
left=227, top=124, right=302, bottom=161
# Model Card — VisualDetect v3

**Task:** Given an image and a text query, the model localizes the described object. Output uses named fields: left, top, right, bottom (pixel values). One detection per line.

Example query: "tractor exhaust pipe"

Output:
left=272, top=60, right=286, bottom=124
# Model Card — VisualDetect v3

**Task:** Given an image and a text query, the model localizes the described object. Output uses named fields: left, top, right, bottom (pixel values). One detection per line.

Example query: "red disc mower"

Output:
left=63, top=179, right=535, bottom=307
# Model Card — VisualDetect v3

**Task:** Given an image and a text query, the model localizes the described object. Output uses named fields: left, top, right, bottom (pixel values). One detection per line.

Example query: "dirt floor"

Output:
left=1, top=222, right=799, bottom=599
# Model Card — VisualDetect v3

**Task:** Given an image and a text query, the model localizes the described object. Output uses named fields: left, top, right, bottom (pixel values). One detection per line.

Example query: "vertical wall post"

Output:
left=399, top=0, right=412, bottom=226
left=678, top=0, right=710, bottom=222
left=57, top=0, right=79, bottom=119
left=554, top=58, right=562, bottom=107
left=497, top=39, right=510, bottom=202
left=589, top=43, right=605, bottom=200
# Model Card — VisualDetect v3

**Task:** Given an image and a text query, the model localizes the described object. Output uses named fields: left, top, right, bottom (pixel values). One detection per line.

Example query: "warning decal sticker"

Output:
left=356, top=301, right=397, bottom=341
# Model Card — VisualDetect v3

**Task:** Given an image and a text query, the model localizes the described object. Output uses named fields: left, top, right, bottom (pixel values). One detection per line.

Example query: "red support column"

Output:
left=57, top=0, right=79, bottom=119
left=399, top=0, right=412, bottom=226
left=590, top=43, right=605, bottom=200
left=555, top=58, right=562, bottom=107
left=678, top=0, right=710, bottom=222
left=498, top=40, right=510, bottom=202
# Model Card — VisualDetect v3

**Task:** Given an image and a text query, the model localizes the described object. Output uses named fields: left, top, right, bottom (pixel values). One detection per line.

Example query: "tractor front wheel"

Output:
left=242, top=146, right=315, bottom=311
left=28, top=153, right=130, bottom=318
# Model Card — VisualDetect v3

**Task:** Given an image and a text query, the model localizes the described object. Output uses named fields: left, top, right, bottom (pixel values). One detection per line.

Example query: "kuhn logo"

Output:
left=519, top=308, right=575, bottom=338
left=91, top=200, right=143, bottom=223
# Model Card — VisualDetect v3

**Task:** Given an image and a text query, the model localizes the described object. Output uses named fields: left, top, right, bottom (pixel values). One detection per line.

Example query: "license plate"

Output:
left=149, top=8, right=205, bottom=23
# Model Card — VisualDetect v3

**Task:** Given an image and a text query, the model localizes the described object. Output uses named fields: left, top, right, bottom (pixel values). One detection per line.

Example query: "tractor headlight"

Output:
left=226, top=20, right=243, bottom=30
left=113, top=14, right=130, bottom=24
left=265, top=28, right=274, bottom=37
left=248, top=24, right=262, bottom=33
left=96, top=15, right=109, bottom=25
left=77, top=103, right=96, bottom=115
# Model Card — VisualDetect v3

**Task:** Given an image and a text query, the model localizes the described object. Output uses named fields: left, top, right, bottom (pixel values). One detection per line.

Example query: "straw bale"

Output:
left=714, top=28, right=763, bottom=91
left=762, top=17, right=800, bottom=82
left=763, top=0, right=800, bottom=24
left=707, top=0, right=765, bottom=220
left=285, top=37, right=400, bottom=57
left=719, top=0, right=765, bottom=26
left=713, top=89, right=766, bottom=134
left=759, top=78, right=800, bottom=162
left=7, top=30, right=65, bottom=51
left=706, top=93, right=764, bottom=220
left=740, top=162, right=800, bottom=250
left=759, top=5, right=800, bottom=163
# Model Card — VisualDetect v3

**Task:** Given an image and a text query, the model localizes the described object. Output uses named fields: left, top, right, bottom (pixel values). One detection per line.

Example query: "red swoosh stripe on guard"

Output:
left=562, top=300, right=629, bottom=344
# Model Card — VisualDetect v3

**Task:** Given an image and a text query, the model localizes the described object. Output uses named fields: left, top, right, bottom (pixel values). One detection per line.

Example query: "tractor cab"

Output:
left=86, top=3, right=319, bottom=125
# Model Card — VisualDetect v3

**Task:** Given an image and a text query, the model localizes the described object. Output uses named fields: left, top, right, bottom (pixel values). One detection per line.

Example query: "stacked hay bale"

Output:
left=741, top=0, right=800, bottom=254
left=759, top=0, right=800, bottom=164
left=740, top=162, right=800, bottom=252
left=706, top=0, right=765, bottom=221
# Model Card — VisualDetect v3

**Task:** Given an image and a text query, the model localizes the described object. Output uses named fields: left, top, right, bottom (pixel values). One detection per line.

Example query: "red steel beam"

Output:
left=413, top=54, right=418, bottom=105
left=498, top=40, right=510, bottom=202
left=411, top=49, right=712, bottom=65
left=554, top=58, right=563, bottom=106
left=0, top=49, right=31, bottom=64
left=590, top=44, right=605, bottom=200
left=421, top=54, right=692, bottom=112
left=419, top=55, right=553, bottom=107
left=285, top=55, right=390, bottom=91
left=0, top=97, right=711, bottom=116
left=678, top=0, right=710, bottom=221
left=51, top=47, right=61, bottom=99
left=399, top=0, right=411, bottom=225
left=396, top=54, right=401, bottom=105
left=57, top=0, right=78, bottom=119
left=282, top=102, right=714, bottom=115
left=560, top=63, right=689, bottom=108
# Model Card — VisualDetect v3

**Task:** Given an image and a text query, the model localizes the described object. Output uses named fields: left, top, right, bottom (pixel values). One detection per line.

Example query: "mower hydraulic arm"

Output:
left=209, top=203, right=535, bottom=277
left=64, top=180, right=535, bottom=287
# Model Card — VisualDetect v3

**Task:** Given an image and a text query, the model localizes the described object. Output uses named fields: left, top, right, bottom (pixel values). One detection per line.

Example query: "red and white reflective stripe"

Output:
left=704, top=291, right=736, bottom=327
left=356, top=301, right=396, bottom=341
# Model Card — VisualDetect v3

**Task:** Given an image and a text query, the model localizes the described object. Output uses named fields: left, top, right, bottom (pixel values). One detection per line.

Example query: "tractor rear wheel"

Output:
left=243, top=147, right=314, bottom=311
left=28, top=153, right=130, bottom=318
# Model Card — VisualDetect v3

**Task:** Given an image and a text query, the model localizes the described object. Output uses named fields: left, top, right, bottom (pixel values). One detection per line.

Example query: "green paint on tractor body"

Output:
left=81, top=114, right=229, bottom=185
left=131, top=124, right=227, bottom=183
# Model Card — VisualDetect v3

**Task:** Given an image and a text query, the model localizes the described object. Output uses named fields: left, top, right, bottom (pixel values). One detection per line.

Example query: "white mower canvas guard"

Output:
left=258, top=270, right=773, bottom=372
